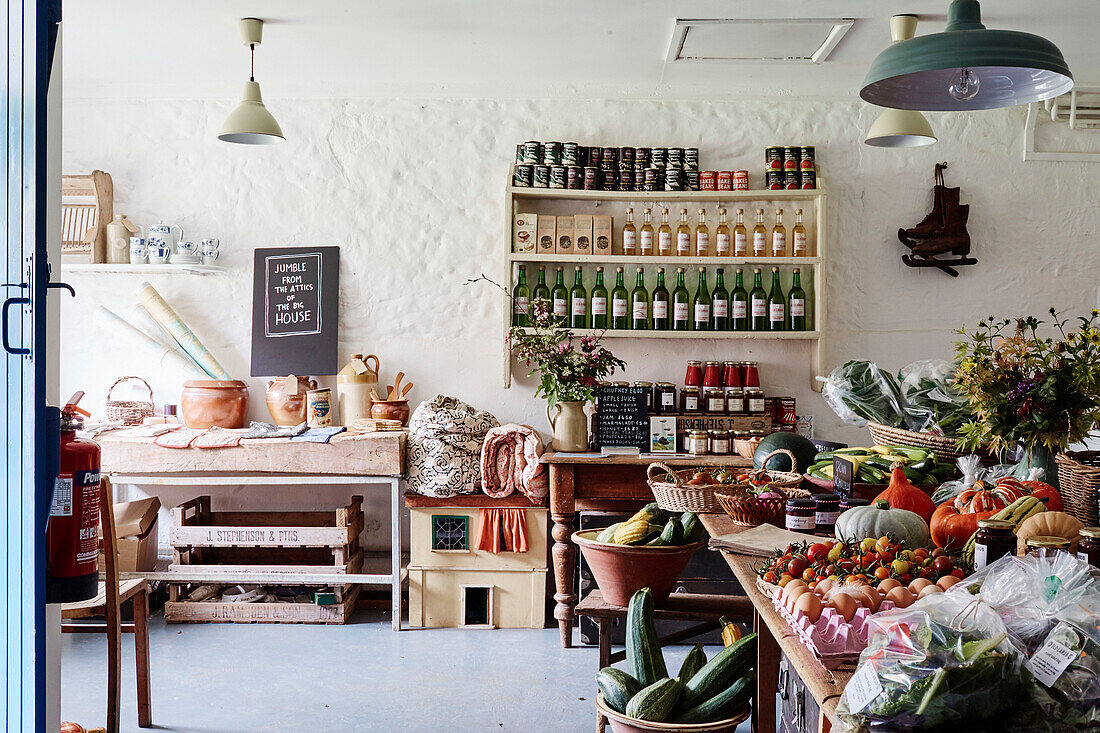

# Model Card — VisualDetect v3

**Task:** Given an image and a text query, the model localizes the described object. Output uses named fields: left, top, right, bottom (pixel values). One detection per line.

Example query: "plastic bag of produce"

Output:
left=837, top=589, right=1027, bottom=731
left=819, top=359, right=907, bottom=428
left=896, top=359, right=969, bottom=435
left=930, top=455, right=1016, bottom=504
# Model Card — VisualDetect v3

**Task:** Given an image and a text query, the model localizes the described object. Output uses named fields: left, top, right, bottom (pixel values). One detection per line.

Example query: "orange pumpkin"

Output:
left=953, top=480, right=1025, bottom=513
left=874, top=463, right=936, bottom=523
left=995, top=477, right=1063, bottom=512
left=930, top=502, right=997, bottom=550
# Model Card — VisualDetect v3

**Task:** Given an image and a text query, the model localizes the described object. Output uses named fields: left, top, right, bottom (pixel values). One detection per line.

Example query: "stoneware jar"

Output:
left=265, top=375, right=316, bottom=426
left=336, top=353, right=380, bottom=425
left=548, top=400, right=588, bottom=452
left=371, top=399, right=410, bottom=426
left=180, top=379, right=249, bottom=429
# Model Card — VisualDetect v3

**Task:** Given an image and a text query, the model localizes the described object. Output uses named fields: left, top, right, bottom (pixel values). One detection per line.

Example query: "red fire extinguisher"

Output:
left=46, top=392, right=101, bottom=603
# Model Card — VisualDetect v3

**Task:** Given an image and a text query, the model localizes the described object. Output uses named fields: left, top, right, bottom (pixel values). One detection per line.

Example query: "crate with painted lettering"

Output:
left=163, top=495, right=364, bottom=624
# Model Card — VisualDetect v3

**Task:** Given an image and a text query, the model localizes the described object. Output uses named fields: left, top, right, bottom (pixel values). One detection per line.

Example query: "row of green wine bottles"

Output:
left=511, top=264, right=809, bottom=332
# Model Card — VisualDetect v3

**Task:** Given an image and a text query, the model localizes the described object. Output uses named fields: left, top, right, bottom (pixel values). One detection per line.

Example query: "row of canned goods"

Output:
left=514, top=163, right=724, bottom=192
left=516, top=141, right=702, bottom=170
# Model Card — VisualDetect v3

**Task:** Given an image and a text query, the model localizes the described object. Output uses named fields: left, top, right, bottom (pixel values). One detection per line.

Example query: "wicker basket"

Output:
left=733, top=436, right=762, bottom=460
left=716, top=485, right=812, bottom=527
left=646, top=463, right=727, bottom=513
left=739, top=449, right=804, bottom=490
left=867, top=421, right=966, bottom=460
left=1057, top=451, right=1100, bottom=526
left=105, top=376, right=155, bottom=425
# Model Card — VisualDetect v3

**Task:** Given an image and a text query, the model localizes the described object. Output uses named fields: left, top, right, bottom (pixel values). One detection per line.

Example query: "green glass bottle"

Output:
left=630, top=268, right=649, bottom=330
left=731, top=268, right=748, bottom=332
left=749, top=268, right=768, bottom=332
left=512, top=265, right=530, bottom=327
left=651, top=267, right=669, bottom=331
left=591, top=267, right=608, bottom=329
left=767, top=267, right=786, bottom=332
left=672, top=268, right=690, bottom=332
left=692, top=268, right=710, bottom=332
left=611, top=267, right=629, bottom=330
left=570, top=266, right=587, bottom=329
left=711, top=268, right=729, bottom=332
left=551, top=266, right=569, bottom=327
left=532, top=265, right=550, bottom=321
left=788, top=267, right=806, bottom=332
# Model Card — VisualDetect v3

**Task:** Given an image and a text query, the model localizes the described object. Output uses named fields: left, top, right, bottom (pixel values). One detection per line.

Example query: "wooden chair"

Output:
left=61, top=477, right=152, bottom=731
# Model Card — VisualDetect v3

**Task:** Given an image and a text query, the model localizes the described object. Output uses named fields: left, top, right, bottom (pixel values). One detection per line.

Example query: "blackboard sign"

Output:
left=832, top=456, right=854, bottom=500
left=594, top=386, right=648, bottom=451
left=251, top=246, right=339, bottom=377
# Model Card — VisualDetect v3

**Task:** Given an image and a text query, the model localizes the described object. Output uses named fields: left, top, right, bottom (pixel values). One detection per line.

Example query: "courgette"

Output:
left=626, top=588, right=668, bottom=687
left=808, top=467, right=829, bottom=481
left=681, top=512, right=703, bottom=542
left=863, top=455, right=894, bottom=471
left=835, top=448, right=871, bottom=455
left=677, top=644, right=707, bottom=685
left=813, top=450, right=837, bottom=461
left=902, top=466, right=927, bottom=484
left=680, top=632, right=756, bottom=709
left=596, top=667, right=642, bottom=714
left=909, top=457, right=936, bottom=473
left=625, top=678, right=682, bottom=722
left=596, top=523, right=622, bottom=544
left=673, top=674, right=752, bottom=724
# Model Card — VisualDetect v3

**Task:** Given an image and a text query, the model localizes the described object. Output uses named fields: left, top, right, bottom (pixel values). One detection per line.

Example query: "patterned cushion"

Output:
left=406, top=395, right=499, bottom=497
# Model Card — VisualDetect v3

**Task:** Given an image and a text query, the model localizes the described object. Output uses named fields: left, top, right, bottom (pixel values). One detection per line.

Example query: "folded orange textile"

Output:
left=480, top=424, right=548, bottom=503
left=475, top=508, right=528, bottom=553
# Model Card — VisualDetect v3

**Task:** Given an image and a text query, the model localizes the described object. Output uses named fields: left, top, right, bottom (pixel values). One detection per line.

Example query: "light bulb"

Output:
left=948, top=68, right=980, bottom=102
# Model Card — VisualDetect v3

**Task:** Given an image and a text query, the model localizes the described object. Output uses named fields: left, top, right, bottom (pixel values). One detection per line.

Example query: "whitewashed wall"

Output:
left=61, top=97, right=1100, bottom=554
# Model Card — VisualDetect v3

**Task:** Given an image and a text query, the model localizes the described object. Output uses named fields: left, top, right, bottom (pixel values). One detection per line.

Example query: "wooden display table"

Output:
left=540, top=450, right=752, bottom=647
left=100, top=430, right=407, bottom=630
left=699, top=513, right=853, bottom=733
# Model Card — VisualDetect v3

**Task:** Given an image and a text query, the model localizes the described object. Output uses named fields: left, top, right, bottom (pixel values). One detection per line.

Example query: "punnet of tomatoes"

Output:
left=752, top=536, right=970, bottom=591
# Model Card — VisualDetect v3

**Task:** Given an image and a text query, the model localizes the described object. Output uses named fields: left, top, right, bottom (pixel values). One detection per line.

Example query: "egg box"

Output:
left=771, top=587, right=897, bottom=670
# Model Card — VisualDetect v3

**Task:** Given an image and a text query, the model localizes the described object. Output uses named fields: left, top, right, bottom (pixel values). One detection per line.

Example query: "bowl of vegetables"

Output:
left=573, top=504, right=705, bottom=607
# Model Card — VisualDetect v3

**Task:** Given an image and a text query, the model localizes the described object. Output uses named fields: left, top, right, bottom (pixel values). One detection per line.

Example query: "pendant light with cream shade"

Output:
left=218, top=18, right=285, bottom=145
left=865, top=15, right=937, bottom=148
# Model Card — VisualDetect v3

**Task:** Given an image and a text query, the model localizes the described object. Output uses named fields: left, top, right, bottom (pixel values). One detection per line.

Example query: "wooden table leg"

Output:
left=134, top=587, right=152, bottom=728
left=598, top=618, right=611, bottom=669
left=550, top=463, right=577, bottom=648
left=753, top=610, right=779, bottom=733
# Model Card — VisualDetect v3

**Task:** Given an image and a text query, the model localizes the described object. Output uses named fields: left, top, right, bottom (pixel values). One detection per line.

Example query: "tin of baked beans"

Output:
left=618, top=146, right=635, bottom=169
left=513, top=164, right=533, bottom=187
left=549, top=165, right=567, bottom=189
left=543, top=141, right=562, bottom=165
left=800, top=146, right=815, bottom=169
left=667, top=147, right=684, bottom=169
left=800, top=168, right=817, bottom=189
left=523, top=140, right=541, bottom=165
left=783, top=145, right=799, bottom=163
left=601, top=168, right=619, bottom=191
left=634, top=169, right=646, bottom=190
left=651, top=147, right=667, bottom=169
left=777, top=396, right=797, bottom=425
left=583, top=166, right=599, bottom=190
left=684, top=170, right=700, bottom=191
left=534, top=164, right=550, bottom=188
left=784, top=170, right=800, bottom=190
left=766, top=146, right=783, bottom=170
left=684, top=148, right=700, bottom=170
left=566, top=166, right=584, bottom=189
left=562, top=142, right=580, bottom=166
left=587, top=146, right=602, bottom=168
left=601, top=147, right=617, bottom=168
left=699, top=171, right=716, bottom=190
left=644, top=168, right=660, bottom=190
left=635, top=147, right=650, bottom=168
left=733, top=170, right=750, bottom=190
left=765, top=170, right=783, bottom=190
left=716, top=171, right=734, bottom=191
left=664, top=167, right=682, bottom=191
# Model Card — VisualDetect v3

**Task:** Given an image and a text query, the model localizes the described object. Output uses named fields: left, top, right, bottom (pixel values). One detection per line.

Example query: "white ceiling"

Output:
left=62, top=1, right=1100, bottom=101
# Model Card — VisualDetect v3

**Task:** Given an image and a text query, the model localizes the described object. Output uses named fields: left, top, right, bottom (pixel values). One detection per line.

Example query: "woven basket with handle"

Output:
left=1057, top=451, right=1100, bottom=526
left=105, top=376, right=155, bottom=425
left=646, top=463, right=728, bottom=514
left=867, top=421, right=965, bottom=460
left=715, top=485, right=812, bottom=528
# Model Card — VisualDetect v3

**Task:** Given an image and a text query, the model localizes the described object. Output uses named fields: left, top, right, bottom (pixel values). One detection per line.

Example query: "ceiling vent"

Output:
left=667, top=18, right=855, bottom=64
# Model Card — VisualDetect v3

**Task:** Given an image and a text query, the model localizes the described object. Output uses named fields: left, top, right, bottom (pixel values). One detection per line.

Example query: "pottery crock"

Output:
left=181, top=379, right=249, bottom=429
left=371, top=400, right=410, bottom=426
left=265, top=376, right=317, bottom=426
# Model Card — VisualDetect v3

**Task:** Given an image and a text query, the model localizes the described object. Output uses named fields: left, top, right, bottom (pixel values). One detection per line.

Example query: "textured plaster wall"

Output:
left=61, top=97, right=1100, bottom=551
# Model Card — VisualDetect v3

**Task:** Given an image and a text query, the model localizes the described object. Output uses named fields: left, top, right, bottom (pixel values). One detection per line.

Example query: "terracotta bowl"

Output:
left=572, top=530, right=704, bottom=607
left=595, top=693, right=749, bottom=733
left=371, top=399, right=410, bottom=426
left=180, top=379, right=249, bottom=429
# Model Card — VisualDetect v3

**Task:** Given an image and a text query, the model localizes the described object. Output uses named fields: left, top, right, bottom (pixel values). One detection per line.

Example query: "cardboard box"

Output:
left=513, top=213, right=537, bottom=253
left=594, top=215, right=613, bottom=254
left=574, top=214, right=593, bottom=254
left=536, top=215, right=556, bottom=254
left=112, top=496, right=160, bottom=572
left=556, top=215, right=574, bottom=254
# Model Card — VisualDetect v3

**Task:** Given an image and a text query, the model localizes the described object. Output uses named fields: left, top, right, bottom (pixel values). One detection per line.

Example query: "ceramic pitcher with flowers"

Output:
left=547, top=401, right=588, bottom=452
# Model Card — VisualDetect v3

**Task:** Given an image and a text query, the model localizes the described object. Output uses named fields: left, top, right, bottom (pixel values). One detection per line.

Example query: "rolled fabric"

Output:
left=480, top=423, right=548, bottom=503
left=128, top=303, right=210, bottom=376
left=135, top=281, right=231, bottom=380
left=92, top=306, right=205, bottom=378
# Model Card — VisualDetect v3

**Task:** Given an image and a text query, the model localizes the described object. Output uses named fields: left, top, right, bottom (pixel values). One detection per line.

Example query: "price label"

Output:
left=1027, top=637, right=1077, bottom=687
left=833, top=456, right=854, bottom=499
left=846, top=662, right=884, bottom=713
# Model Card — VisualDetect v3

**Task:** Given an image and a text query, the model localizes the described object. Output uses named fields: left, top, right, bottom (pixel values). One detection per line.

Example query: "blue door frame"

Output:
left=3, top=1, right=60, bottom=730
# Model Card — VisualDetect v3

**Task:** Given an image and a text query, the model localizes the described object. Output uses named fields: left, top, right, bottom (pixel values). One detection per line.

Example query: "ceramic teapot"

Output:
left=265, top=375, right=317, bottom=426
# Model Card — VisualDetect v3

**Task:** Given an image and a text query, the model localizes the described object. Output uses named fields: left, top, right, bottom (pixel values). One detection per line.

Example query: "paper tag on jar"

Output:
left=351, top=358, right=368, bottom=374
left=283, top=375, right=299, bottom=394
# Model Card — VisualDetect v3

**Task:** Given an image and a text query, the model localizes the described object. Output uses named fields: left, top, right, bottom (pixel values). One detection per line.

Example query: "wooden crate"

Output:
left=164, top=495, right=364, bottom=624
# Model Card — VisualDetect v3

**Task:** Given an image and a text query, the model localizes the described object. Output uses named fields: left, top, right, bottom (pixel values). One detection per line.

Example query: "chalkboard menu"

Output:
left=251, top=246, right=340, bottom=377
left=594, top=385, right=649, bottom=451
left=832, top=456, right=854, bottom=500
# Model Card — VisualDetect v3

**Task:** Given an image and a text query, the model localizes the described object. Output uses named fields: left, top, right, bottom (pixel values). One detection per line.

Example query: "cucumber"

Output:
left=596, top=667, right=642, bottom=714
left=902, top=466, right=927, bottom=484
left=626, top=678, right=682, bottom=722
left=909, top=457, right=936, bottom=473
left=835, top=448, right=871, bottom=455
left=627, top=588, right=668, bottom=687
left=813, top=451, right=837, bottom=461
left=673, top=674, right=753, bottom=724
left=662, top=518, right=683, bottom=545
left=680, top=633, right=757, bottom=710
left=808, top=467, right=830, bottom=481
left=596, top=523, right=622, bottom=543
left=681, top=512, right=703, bottom=543
left=863, top=455, right=894, bottom=471
left=677, top=644, right=707, bottom=685
left=857, top=464, right=887, bottom=482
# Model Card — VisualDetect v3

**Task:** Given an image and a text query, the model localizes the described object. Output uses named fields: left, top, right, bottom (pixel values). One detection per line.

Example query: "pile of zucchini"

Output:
left=596, top=588, right=756, bottom=725
left=595, top=503, right=705, bottom=547
left=806, top=445, right=957, bottom=486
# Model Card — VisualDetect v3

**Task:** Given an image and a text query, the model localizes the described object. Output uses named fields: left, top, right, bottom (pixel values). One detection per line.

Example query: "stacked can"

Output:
left=512, top=141, right=706, bottom=192
left=764, top=145, right=817, bottom=189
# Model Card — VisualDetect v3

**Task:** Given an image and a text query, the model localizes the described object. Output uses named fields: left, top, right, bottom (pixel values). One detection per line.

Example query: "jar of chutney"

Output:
left=680, top=386, right=702, bottom=414
left=1077, top=527, right=1100, bottom=568
left=653, top=382, right=677, bottom=414
left=974, top=519, right=1015, bottom=569
left=813, top=494, right=840, bottom=536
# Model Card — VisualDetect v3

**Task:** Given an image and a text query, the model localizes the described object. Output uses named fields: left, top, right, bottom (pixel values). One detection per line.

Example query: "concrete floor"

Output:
left=61, top=609, right=752, bottom=733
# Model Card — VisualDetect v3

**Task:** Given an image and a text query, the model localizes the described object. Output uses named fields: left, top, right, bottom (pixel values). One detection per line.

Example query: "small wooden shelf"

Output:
left=511, top=328, right=820, bottom=340
left=62, top=263, right=225, bottom=275
left=508, top=254, right=821, bottom=267
left=508, top=186, right=823, bottom=203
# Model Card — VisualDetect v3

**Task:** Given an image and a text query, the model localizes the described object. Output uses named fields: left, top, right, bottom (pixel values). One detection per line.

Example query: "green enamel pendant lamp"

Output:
left=860, top=0, right=1073, bottom=111
left=219, top=18, right=285, bottom=145
left=865, top=16, right=937, bottom=148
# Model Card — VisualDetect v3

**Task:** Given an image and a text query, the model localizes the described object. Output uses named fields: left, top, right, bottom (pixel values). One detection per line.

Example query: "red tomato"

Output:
left=824, top=564, right=837, bottom=577
left=875, top=536, right=892, bottom=553
left=879, top=551, right=895, bottom=564
left=802, top=567, right=816, bottom=582
left=788, top=557, right=808, bottom=578
left=913, top=548, right=929, bottom=560
left=874, top=566, right=890, bottom=580
left=763, top=571, right=777, bottom=584
left=920, top=567, right=934, bottom=579
left=951, top=568, right=966, bottom=579
left=807, top=543, right=828, bottom=563
left=900, top=573, right=912, bottom=584
left=930, top=548, right=946, bottom=558
left=778, top=573, right=794, bottom=587
left=932, top=556, right=953, bottom=574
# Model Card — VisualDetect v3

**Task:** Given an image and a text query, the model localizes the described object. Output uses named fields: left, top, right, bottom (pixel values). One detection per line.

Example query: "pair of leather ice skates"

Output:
left=899, top=163, right=977, bottom=276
